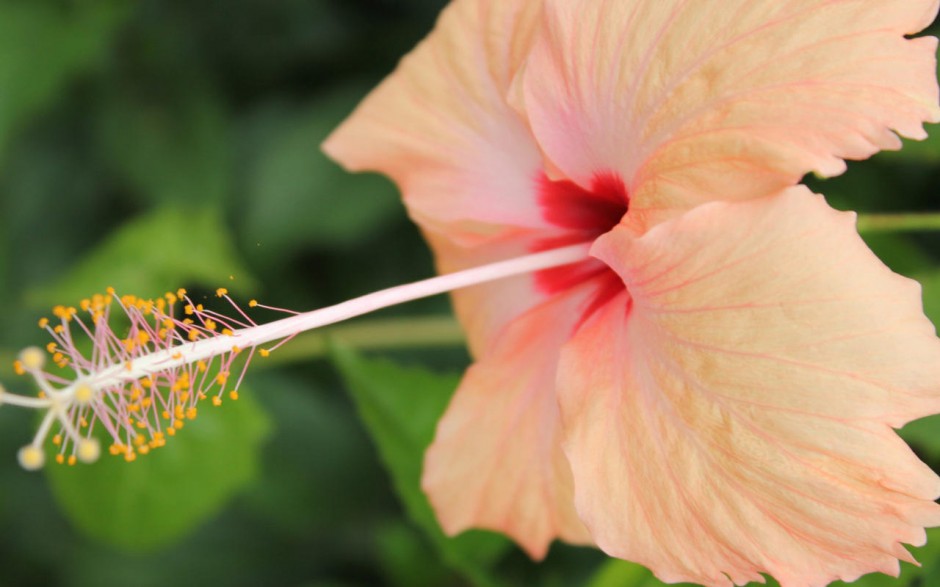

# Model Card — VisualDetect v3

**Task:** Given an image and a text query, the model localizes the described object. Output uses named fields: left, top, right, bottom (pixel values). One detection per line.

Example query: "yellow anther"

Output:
left=52, top=352, right=65, bottom=363
left=137, top=331, right=151, bottom=345
left=124, top=451, right=137, bottom=463
left=223, top=329, right=235, bottom=337
left=125, top=361, right=133, bottom=372
left=56, top=454, right=65, bottom=465
left=205, top=319, right=217, bottom=331
left=188, top=329, right=201, bottom=342
left=134, top=435, right=147, bottom=447
left=177, top=288, right=187, bottom=299
left=109, top=443, right=125, bottom=456
left=165, top=292, right=178, bottom=305
left=138, top=445, right=150, bottom=456
left=38, top=317, right=49, bottom=329
left=259, top=349, right=270, bottom=358
left=106, top=286, right=116, bottom=296
left=141, top=377, right=153, bottom=388
left=67, top=455, right=77, bottom=466
left=174, top=406, right=185, bottom=420
left=77, top=439, right=100, bottom=463
left=127, top=403, right=141, bottom=413
left=186, top=407, right=198, bottom=420
left=73, top=383, right=96, bottom=405
left=136, top=420, right=147, bottom=429
left=215, top=372, right=229, bottom=385
left=141, top=397, right=153, bottom=409
left=212, top=396, right=223, bottom=407
left=197, top=360, right=207, bottom=372
left=162, top=410, right=171, bottom=420
left=216, top=288, right=228, bottom=297
left=167, top=427, right=176, bottom=437
left=54, top=325, right=64, bottom=334
left=53, top=434, right=62, bottom=446
left=13, top=360, right=24, bottom=376
left=173, top=420, right=184, bottom=430
left=229, top=390, right=239, bottom=401
left=123, top=338, right=136, bottom=352
left=18, top=445, right=45, bottom=470
left=19, top=347, right=46, bottom=371
left=80, top=299, right=91, bottom=311
left=185, top=304, right=195, bottom=315
left=231, top=345, right=240, bottom=353
left=46, top=342, right=57, bottom=353
left=156, top=298, right=167, bottom=312
left=249, top=300, right=258, bottom=308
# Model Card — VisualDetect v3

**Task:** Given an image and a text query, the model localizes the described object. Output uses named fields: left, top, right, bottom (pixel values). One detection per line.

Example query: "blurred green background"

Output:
left=0, top=2, right=938, bottom=586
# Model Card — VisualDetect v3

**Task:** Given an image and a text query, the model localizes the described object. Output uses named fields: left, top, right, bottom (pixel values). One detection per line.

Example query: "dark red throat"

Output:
left=533, top=172, right=629, bottom=322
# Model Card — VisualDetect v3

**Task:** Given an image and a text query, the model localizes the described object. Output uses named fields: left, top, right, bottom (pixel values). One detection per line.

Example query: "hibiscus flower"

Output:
left=323, top=1, right=940, bottom=585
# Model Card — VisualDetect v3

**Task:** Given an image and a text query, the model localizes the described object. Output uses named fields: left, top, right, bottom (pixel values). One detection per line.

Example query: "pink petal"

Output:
left=423, top=285, right=596, bottom=559
left=322, top=0, right=560, bottom=354
left=323, top=0, right=547, bottom=239
left=521, top=0, right=940, bottom=228
left=557, top=188, right=940, bottom=586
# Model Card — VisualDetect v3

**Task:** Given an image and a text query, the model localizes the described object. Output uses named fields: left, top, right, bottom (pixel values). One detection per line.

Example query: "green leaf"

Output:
left=27, top=203, right=258, bottom=308
left=920, top=270, right=940, bottom=328
left=0, top=1, right=129, bottom=158
left=239, top=84, right=402, bottom=263
left=95, top=81, right=231, bottom=205
left=375, top=521, right=455, bottom=587
left=898, top=271, right=940, bottom=460
left=586, top=560, right=701, bottom=587
left=331, top=344, right=510, bottom=587
left=860, top=234, right=934, bottom=278
left=46, top=386, right=271, bottom=552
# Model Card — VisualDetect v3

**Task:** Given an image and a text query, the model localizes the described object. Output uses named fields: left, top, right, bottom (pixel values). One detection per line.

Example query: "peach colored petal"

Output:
left=423, top=284, right=596, bottom=559
left=323, top=0, right=547, bottom=240
left=421, top=230, right=544, bottom=357
left=323, top=0, right=559, bottom=354
left=521, top=0, right=940, bottom=228
left=556, top=188, right=940, bottom=586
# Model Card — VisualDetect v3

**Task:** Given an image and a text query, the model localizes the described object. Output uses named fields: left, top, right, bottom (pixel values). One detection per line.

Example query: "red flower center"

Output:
left=534, top=172, right=629, bottom=322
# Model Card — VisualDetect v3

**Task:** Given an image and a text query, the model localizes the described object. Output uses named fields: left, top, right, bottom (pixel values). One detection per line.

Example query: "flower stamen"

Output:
left=2, top=243, right=592, bottom=469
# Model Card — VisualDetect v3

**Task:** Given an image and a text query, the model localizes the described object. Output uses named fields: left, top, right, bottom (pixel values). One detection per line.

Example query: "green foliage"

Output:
left=45, top=387, right=271, bottom=552
left=587, top=560, right=700, bottom=587
left=331, top=344, right=511, bottom=587
left=27, top=203, right=258, bottom=308
left=0, top=1, right=129, bottom=158
left=96, top=81, right=232, bottom=206
left=239, top=84, right=403, bottom=264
